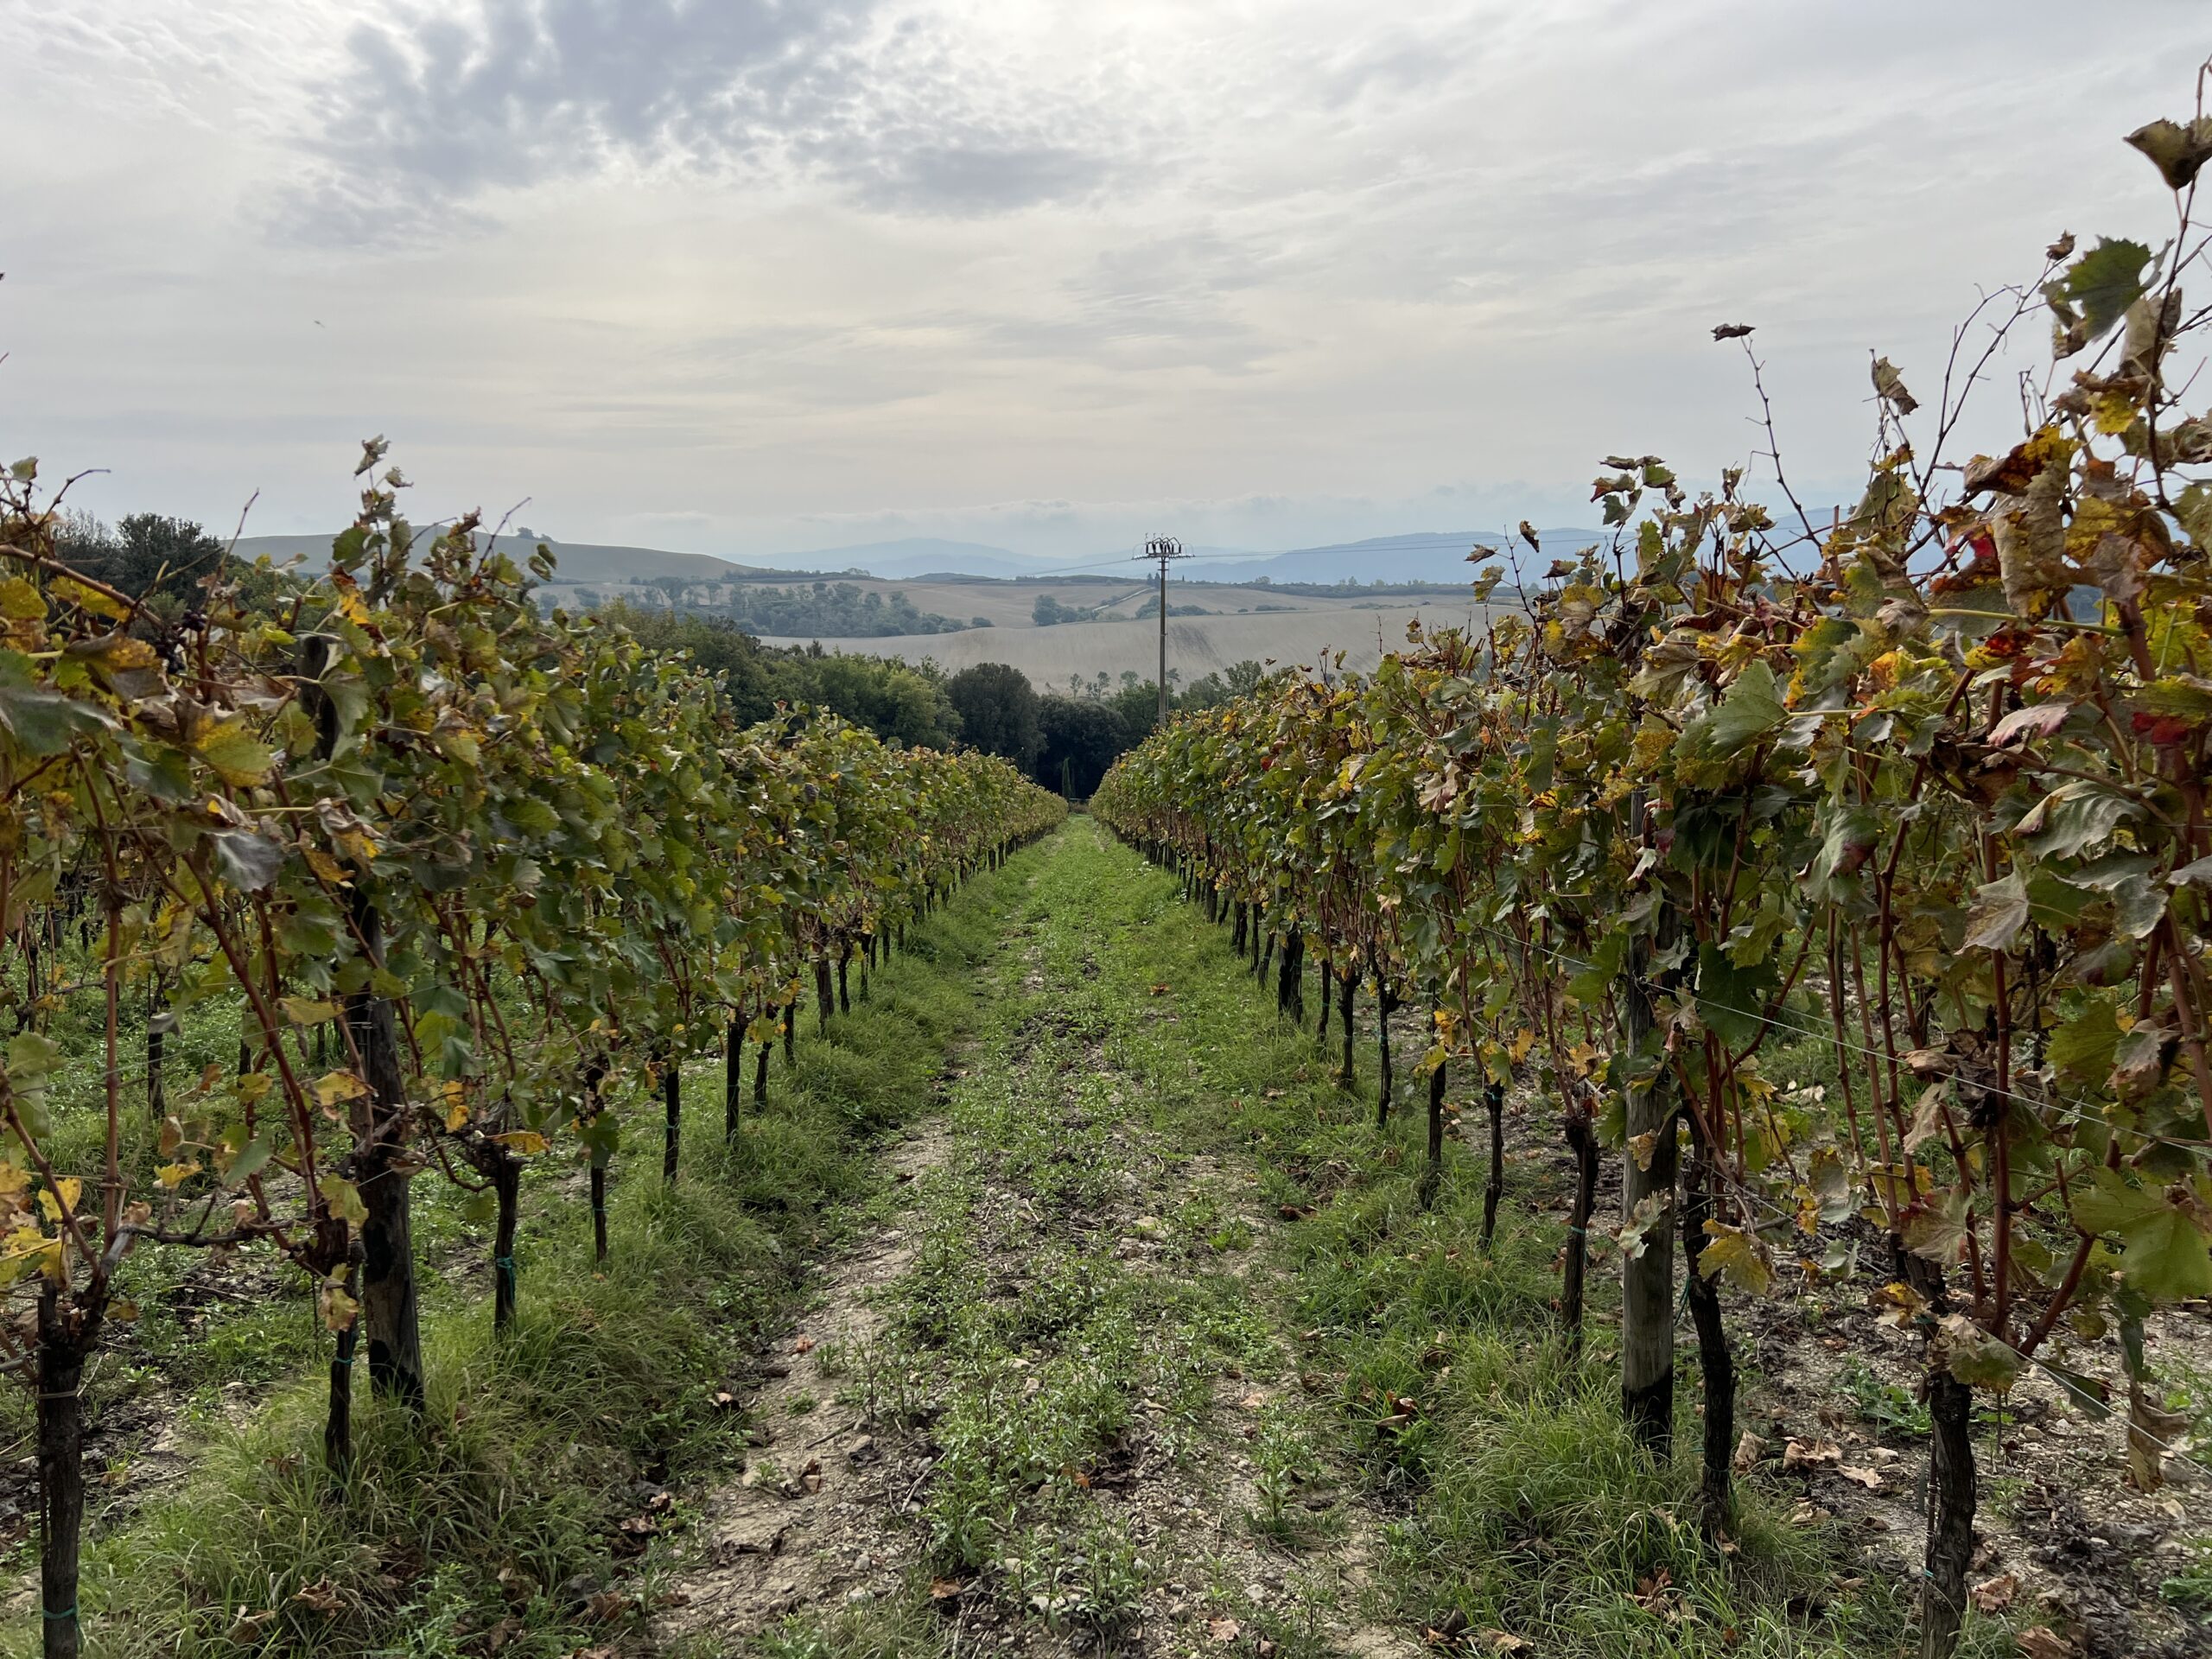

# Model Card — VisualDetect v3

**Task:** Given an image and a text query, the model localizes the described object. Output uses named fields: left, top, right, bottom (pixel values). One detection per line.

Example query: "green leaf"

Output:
left=2115, top=1205, right=2212, bottom=1302
left=2041, top=1362, right=2112, bottom=1421
left=2073, top=1171, right=2212, bottom=1302
left=4, top=1033, right=63, bottom=1087
left=2111, top=871, right=2168, bottom=941
left=1961, top=871, right=2029, bottom=953
left=1696, top=941, right=1777, bottom=1049
left=2049, top=1000, right=2121, bottom=1083
left=1807, top=804, right=1878, bottom=898
left=208, top=829, right=286, bottom=893
left=1565, top=931, right=1624, bottom=1004
left=0, top=680, right=118, bottom=757
left=1806, top=1146, right=1854, bottom=1224
left=2056, top=238, right=2153, bottom=342
left=1694, top=660, right=1787, bottom=759
left=223, top=1133, right=276, bottom=1185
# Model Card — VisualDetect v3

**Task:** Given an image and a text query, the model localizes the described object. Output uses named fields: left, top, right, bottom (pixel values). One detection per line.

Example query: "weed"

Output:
left=1838, top=1355, right=1935, bottom=1439
left=2163, top=1537, right=2212, bottom=1612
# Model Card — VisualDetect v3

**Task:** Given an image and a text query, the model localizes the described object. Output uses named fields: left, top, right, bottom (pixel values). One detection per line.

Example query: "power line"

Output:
left=1138, top=536, right=1189, bottom=727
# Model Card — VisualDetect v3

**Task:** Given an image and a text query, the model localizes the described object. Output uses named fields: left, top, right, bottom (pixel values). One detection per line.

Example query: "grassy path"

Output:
left=676, top=817, right=1423, bottom=1657
left=683, top=818, right=1925, bottom=1659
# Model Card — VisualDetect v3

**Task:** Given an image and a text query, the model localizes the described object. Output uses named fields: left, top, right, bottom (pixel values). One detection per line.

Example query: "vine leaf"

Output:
left=318, top=1173, right=369, bottom=1226
left=2073, top=1172, right=2212, bottom=1300
left=2050, top=238, right=2154, bottom=347
left=1618, top=1193, right=1667, bottom=1262
left=1940, top=1314, right=2024, bottom=1391
left=1871, top=357, right=1919, bottom=416
left=1698, top=1223, right=1770, bottom=1294
left=2125, top=116, right=2212, bottom=190
left=1682, top=660, right=1785, bottom=760
left=1696, top=942, right=1776, bottom=1050
left=208, top=829, right=285, bottom=893
left=0, top=677, right=117, bottom=756
left=195, top=725, right=276, bottom=788
left=2048, top=1001, right=2120, bottom=1082
left=1961, top=872, right=2029, bottom=953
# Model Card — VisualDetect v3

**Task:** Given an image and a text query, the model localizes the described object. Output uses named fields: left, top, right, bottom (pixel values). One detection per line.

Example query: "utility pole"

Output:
left=1138, top=535, right=1185, bottom=728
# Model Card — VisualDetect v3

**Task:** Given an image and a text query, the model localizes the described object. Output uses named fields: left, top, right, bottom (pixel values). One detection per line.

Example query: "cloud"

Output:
left=282, top=0, right=1128, bottom=241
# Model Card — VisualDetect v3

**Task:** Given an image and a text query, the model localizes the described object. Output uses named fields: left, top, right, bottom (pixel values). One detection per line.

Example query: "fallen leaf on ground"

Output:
left=1208, top=1616, right=1243, bottom=1643
left=1837, top=1465, right=1883, bottom=1489
left=2016, top=1628, right=2075, bottom=1659
left=1969, top=1573, right=2018, bottom=1613
left=1783, top=1437, right=1841, bottom=1469
left=292, top=1580, right=346, bottom=1614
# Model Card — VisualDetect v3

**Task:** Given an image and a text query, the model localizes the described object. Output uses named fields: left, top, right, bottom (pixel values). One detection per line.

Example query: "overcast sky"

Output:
left=1, top=1, right=2203, bottom=561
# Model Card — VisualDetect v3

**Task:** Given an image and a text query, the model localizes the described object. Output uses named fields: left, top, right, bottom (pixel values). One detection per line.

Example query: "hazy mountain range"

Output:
left=231, top=526, right=1607, bottom=590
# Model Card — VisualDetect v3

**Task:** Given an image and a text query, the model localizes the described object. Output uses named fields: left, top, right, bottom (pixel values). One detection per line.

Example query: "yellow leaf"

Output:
left=321, top=1283, right=359, bottom=1332
left=313, top=1071, right=371, bottom=1108
left=50, top=574, right=126, bottom=620
left=490, top=1130, right=549, bottom=1156
left=0, top=577, right=45, bottom=620
left=302, top=846, right=347, bottom=885
left=280, top=996, right=338, bottom=1026
left=67, top=632, right=158, bottom=674
left=317, top=1173, right=367, bottom=1225
left=36, top=1178, right=81, bottom=1224
left=194, top=723, right=276, bottom=788
left=0, top=1225, right=58, bottom=1287
left=156, top=1160, right=200, bottom=1188
left=1698, top=1223, right=1772, bottom=1295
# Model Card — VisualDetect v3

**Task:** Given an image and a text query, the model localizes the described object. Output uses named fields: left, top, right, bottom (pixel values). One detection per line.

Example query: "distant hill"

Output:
left=1175, top=529, right=1606, bottom=586
left=232, top=530, right=767, bottom=584
left=230, top=525, right=1613, bottom=589
left=737, top=537, right=1042, bottom=580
